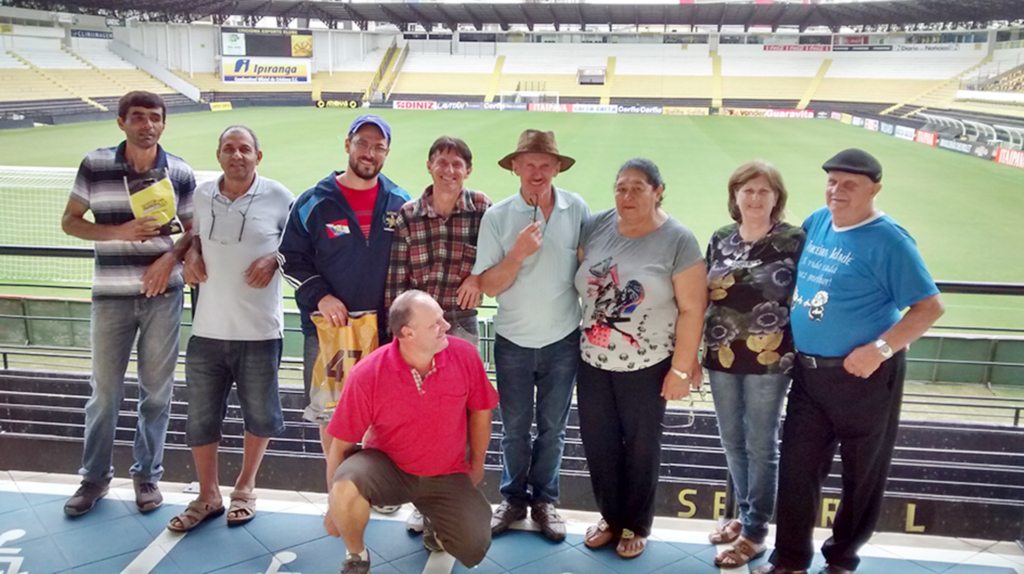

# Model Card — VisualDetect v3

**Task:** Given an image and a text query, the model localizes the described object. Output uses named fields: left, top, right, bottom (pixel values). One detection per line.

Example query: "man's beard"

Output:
left=348, top=156, right=382, bottom=181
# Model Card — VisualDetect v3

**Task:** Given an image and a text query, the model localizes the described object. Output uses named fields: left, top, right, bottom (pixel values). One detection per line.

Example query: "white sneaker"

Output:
left=406, top=508, right=424, bottom=533
left=372, top=504, right=402, bottom=515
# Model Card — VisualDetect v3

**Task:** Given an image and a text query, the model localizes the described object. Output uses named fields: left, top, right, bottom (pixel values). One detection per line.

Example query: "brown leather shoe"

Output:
left=530, top=501, right=566, bottom=542
left=134, top=481, right=163, bottom=513
left=490, top=500, right=527, bottom=535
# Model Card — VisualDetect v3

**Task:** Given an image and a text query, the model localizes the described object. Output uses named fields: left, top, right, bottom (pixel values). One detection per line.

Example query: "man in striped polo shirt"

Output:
left=60, top=91, right=196, bottom=516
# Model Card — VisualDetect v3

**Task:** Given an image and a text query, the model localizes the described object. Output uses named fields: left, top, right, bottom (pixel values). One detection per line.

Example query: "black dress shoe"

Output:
left=751, top=564, right=807, bottom=574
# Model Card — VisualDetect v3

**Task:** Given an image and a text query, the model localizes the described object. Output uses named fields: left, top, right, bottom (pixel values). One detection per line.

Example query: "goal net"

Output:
left=499, top=90, right=560, bottom=105
left=0, top=166, right=218, bottom=284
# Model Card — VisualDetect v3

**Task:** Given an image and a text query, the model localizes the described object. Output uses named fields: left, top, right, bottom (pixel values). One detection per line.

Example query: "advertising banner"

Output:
left=663, top=106, right=710, bottom=116
left=71, top=29, right=114, bottom=40
left=830, top=111, right=843, bottom=121
left=222, top=57, right=310, bottom=83
left=937, top=138, right=973, bottom=155
left=880, top=122, right=896, bottom=135
left=864, top=118, right=880, bottom=131
left=840, top=114, right=853, bottom=125
left=221, top=27, right=312, bottom=58
left=210, top=102, right=233, bottom=112
left=719, top=108, right=768, bottom=117
left=437, top=102, right=470, bottom=110
left=528, top=103, right=574, bottom=113
left=851, top=116, right=865, bottom=127
left=833, top=45, right=893, bottom=52
left=484, top=102, right=528, bottom=111
left=995, top=147, right=1024, bottom=169
left=895, top=43, right=958, bottom=52
left=316, top=100, right=359, bottom=109
left=816, top=111, right=830, bottom=119
left=466, top=103, right=485, bottom=110
left=573, top=104, right=618, bottom=114
left=895, top=125, right=917, bottom=141
left=393, top=101, right=438, bottom=110
left=616, top=104, right=663, bottom=115
left=915, top=130, right=937, bottom=146
left=766, top=109, right=814, bottom=119
left=764, top=45, right=831, bottom=52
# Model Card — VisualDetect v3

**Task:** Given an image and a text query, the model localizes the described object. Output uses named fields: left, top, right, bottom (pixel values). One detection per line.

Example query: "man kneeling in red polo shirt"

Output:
left=323, top=289, right=498, bottom=574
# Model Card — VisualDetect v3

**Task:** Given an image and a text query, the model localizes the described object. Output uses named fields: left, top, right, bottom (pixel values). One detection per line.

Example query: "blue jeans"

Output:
left=708, top=370, right=791, bottom=544
left=184, top=337, right=284, bottom=447
left=80, top=289, right=183, bottom=485
left=494, top=330, right=579, bottom=506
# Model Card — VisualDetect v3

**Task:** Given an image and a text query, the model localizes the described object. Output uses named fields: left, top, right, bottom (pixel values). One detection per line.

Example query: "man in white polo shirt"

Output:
left=167, top=125, right=295, bottom=532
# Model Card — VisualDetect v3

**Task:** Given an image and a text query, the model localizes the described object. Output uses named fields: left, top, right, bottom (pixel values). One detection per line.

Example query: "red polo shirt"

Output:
left=326, top=336, right=499, bottom=477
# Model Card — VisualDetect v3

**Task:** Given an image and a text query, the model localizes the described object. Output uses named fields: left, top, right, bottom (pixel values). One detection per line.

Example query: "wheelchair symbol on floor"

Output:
left=261, top=551, right=298, bottom=574
left=0, top=529, right=27, bottom=574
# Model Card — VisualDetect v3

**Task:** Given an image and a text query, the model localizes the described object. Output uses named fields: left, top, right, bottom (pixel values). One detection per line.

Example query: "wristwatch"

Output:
left=875, top=339, right=894, bottom=360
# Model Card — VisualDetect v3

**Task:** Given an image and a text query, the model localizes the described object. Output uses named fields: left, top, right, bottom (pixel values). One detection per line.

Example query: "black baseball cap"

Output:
left=822, top=148, right=882, bottom=183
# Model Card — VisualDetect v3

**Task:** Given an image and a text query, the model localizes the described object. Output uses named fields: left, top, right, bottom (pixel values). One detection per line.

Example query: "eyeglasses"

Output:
left=351, top=139, right=389, bottom=156
left=208, top=182, right=260, bottom=245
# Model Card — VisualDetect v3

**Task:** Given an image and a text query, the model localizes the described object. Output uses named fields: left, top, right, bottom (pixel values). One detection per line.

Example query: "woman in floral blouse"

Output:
left=703, top=160, right=805, bottom=569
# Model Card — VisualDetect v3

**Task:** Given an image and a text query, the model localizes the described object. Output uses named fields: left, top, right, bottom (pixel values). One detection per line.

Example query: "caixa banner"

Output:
left=222, top=57, right=310, bottom=83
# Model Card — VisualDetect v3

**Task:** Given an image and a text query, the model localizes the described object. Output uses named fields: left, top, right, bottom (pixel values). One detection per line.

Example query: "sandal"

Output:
left=167, top=500, right=225, bottom=532
left=616, top=529, right=647, bottom=559
left=584, top=519, right=617, bottom=549
left=714, top=538, right=768, bottom=569
left=227, top=490, right=257, bottom=526
left=708, top=519, right=742, bottom=544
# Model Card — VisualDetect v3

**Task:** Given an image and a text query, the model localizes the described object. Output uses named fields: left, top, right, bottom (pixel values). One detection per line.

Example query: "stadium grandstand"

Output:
left=2, top=1, right=1024, bottom=573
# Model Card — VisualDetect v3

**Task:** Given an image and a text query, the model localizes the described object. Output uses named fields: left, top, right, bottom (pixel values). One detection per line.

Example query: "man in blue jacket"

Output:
left=279, top=114, right=410, bottom=459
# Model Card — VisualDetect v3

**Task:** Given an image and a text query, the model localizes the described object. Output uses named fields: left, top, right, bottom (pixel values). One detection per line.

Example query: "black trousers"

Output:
left=769, top=351, right=906, bottom=572
left=577, top=358, right=670, bottom=538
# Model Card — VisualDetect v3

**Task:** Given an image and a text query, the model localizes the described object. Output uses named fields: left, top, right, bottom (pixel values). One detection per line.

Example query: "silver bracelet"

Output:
left=670, top=367, right=689, bottom=381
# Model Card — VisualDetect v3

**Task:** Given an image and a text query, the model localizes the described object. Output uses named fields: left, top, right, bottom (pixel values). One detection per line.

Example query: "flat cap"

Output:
left=822, top=148, right=882, bottom=182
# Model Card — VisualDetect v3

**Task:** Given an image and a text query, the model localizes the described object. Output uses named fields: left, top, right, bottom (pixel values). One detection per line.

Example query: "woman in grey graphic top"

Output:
left=574, top=158, right=706, bottom=559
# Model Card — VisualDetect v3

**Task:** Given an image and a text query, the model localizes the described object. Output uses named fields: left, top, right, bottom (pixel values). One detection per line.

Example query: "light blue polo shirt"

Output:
left=473, top=187, right=590, bottom=348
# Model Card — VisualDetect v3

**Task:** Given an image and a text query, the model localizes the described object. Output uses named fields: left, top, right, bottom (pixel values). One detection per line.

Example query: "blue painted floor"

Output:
left=0, top=479, right=1021, bottom=574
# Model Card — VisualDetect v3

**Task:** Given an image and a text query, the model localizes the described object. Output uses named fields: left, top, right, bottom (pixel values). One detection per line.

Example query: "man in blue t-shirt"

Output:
left=754, top=149, right=944, bottom=574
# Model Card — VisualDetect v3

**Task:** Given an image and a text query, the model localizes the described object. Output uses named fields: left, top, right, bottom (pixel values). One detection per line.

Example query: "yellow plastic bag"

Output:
left=303, top=312, right=379, bottom=424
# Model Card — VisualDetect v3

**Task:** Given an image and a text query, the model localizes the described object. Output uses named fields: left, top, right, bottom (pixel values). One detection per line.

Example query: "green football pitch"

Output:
left=1, top=107, right=1023, bottom=330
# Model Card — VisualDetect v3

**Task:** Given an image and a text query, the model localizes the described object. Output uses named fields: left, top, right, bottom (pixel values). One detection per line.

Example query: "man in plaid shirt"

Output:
left=386, top=136, right=492, bottom=347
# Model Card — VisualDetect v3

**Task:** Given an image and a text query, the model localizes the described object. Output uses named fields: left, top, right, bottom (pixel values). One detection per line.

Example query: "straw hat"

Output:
left=497, top=129, right=576, bottom=172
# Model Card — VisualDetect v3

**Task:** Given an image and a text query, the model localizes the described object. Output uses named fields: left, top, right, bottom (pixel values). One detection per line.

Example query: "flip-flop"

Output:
left=227, top=490, right=257, bottom=526
left=167, top=500, right=225, bottom=532
left=616, top=529, right=647, bottom=559
left=584, top=519, right=617, bottom=549
left=714, top=538, right=768, bottom=569
left=709, top=519, right=743, bottom=544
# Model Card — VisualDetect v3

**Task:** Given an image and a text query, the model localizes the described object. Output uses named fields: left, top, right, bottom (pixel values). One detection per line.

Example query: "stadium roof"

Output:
left=7, top=0, right=1024, bottom=32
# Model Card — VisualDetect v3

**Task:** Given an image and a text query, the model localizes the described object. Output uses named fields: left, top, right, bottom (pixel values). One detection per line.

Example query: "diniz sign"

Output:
left=528, top=103, right=574, bottom=113
left=915, top=130, right=938, bottom=146
left=393, top=101, right=437, bottom=110
left=995, top=147, right=1024, bottom=169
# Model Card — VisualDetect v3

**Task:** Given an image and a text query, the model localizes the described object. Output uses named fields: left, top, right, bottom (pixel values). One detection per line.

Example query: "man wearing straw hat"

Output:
left=474, top=129, right=590, bottom=542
